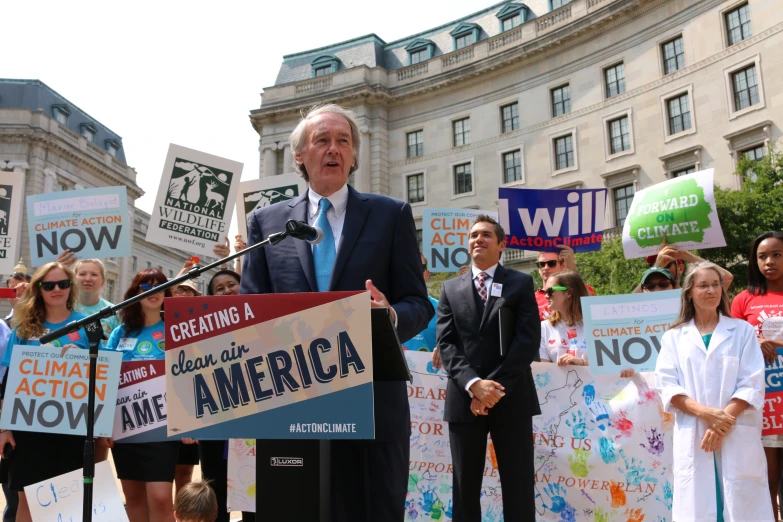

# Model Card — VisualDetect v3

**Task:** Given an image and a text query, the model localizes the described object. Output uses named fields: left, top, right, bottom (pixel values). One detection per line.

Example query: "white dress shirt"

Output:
left=307, top=185, right=349, bottom=252
left=465, top=263, right=499, bottom=395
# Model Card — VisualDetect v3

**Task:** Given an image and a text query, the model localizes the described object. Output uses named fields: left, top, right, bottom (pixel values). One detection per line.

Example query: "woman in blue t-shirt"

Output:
left=105, top=269, right=176, bottom=522
left=0, top=262, right=90, bottom=522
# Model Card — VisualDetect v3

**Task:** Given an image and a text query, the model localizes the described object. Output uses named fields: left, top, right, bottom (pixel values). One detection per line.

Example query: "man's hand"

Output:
left=366, top=280, right=397, bottom=324
left=431, top=347, right=441, bottom=369
left=697, top=406, right=735, bottom=436
left=56, top=249, right=77, bottom=268
left=555, top=242, right=577, bottom=271
left=213, top=237, right=231, bottom=258
left=471, top=397, right=488, bottom=416
left=469, top=379, right=505, bottom=408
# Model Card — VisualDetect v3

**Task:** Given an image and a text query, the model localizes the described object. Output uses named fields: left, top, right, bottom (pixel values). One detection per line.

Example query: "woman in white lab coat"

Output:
left=655, top=262, right=772, bottom=522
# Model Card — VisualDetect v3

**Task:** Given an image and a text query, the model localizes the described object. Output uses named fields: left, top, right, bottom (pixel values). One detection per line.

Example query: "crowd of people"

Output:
left=0, top=102, right=779, bottom=522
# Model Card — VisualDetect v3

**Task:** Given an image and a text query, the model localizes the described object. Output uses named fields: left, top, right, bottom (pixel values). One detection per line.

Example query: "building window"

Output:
left=169, top=269, right=174, bottom=279
left=132, top=256, right=138, bottom=273
left=453, top=118, right=470, bottom=147
left=409, top=49, right=428, bottom=65
left=453, top=163, right=473, bottom=195
left=742, top=144, right=766, bottom=161
left=552, top=0, right=572, bottom=8
left=732, top=65, right=760, bottom=111
left=105, top=139, right=120, bottom=157
left=314, top=66, right=331, bottom=77
left=501, top=14, right=521, bottom=32
left=106, top=280, right=115, bottom=303
left=406, top=130, right=423, bottom=158
left=451, top=22, right=480, bottom=51
left=146, top=261, right=152, bottom=270
left=54, top=181, right=67, bottom=192
left=551, top=84, right=571, bottom=117
left=673, top=166, right=696, bottom=177
left=497, top=3, right=528, bottom=32
left=614, top=185, right=635, bottom=227
left=406, top=38, right=435, bottom=66
left=455, top=34, right=474, bottom=49
left=416, top=229, right=423, bottom=251
left=554, top=135, right=574, bottom=171
left=661, top=36, right=685, bottom=75
left=604, top=63, right=625, bottom=98
left=726, top=3, right=751, bottom=46
left=311, top=54, right=340, bottom=78
left=81, top=124, right=97, bottom=143
left=608, top=116, right=631, bottom=155
left=52, top=105, right=70, bottom=125
left=503, top=150, right=522, bottom=183
left=667, top=94, right=691, bottom=135
left=501, top=103, right=519, bottom=133
left=407, top=173, right=425, bottom=204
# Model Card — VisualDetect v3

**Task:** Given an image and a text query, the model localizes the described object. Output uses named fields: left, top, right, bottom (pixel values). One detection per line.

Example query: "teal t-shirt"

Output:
left=106, top=321, right=165, bottom=361
left=403, top=296, right=439, bottom=352
left=1, top=311, right=91, bottom=367
left=76, top=298, right=120, bottom=338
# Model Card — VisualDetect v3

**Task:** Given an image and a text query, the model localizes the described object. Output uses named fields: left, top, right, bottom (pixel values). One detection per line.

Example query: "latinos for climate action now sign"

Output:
left=0, top=346, right=122, bottom=437
left=235, top=173, right=307, bottom=240
left=26, top=186, right=131, bottom=265
left=422, top=208, right=498, bottom=273
left=164, top=291, right=373, bottom=439
left=499, top=187, right=607, bottom=253
left=0, top=171, right=24, bottom=273
left=147, top=144, right=243, bottom=257
left=622, top=169, right=726, bottom=259
left=112, top=360, right=167, bottom=442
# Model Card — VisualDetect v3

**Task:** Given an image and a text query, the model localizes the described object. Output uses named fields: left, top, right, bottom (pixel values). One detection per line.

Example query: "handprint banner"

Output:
left=227, top=439, right=257, bottom=512
left=533, top=363, right=674, bottom=522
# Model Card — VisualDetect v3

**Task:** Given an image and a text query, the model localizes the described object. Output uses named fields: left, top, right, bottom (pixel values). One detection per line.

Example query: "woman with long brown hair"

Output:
left=0, top=262, right=91, bottom=522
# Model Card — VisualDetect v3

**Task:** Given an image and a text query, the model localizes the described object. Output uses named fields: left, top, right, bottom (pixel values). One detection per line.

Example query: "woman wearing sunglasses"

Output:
left=105, top=269, right=177, bottom=522
left=0, top=262, right=91, bottom=522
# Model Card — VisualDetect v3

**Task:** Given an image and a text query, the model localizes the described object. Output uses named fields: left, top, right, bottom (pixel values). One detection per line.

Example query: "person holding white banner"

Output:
left=655, top=262, right=772, bottom=522
left=0, top=262, right=90, bottom=522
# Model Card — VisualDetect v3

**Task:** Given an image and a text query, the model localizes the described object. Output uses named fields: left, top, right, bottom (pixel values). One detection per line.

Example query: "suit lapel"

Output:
left=479, top=265, right=506, bottom=331
left=456, top=272, right=479, bottom=328
left=330, top=186, right=369, bottom=291
left=289, top=193, right=317, bottom=292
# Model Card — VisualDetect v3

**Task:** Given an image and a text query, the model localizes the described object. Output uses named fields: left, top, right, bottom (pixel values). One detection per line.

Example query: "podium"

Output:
left=253, top=308, right=411, bottom=522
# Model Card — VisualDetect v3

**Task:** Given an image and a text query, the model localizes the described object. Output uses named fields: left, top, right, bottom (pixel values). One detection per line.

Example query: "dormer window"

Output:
left=52, top=104, right=71, bottom=125
left=80, top=123, right=97, bottom=143
left=450, top=22, right=480, bottom=51
left=311, top=55, right=340, bottom=78
left=405, top=39, right=435, bottom=66
left=497, top=3, right=529, bottom=32
left=105, top=139, right=120, bottom=157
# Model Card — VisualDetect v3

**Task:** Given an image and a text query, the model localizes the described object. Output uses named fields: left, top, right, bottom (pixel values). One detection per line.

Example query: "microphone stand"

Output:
left=39, top=226, right=293, bottom=522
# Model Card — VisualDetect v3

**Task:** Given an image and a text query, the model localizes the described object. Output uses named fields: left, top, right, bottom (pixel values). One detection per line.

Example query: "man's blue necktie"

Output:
left=313, top=197, right=336, bottom=292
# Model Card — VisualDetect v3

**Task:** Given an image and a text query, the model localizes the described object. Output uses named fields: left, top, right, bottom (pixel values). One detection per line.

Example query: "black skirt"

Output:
left=112, top=441, right=179, bottom=482
left=7, top=430, right=84, bottom=491
left=177, top=441, right=200, bottom=466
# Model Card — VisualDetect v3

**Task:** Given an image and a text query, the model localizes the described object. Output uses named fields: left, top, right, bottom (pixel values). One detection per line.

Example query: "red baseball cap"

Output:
left=645, top=254, right=684, bottom=266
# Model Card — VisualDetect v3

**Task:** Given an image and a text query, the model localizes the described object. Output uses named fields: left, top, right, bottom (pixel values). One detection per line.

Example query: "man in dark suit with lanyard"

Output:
left=437, top=215, right=540, bottom=521
left=240, top=104, right=432, bottom=521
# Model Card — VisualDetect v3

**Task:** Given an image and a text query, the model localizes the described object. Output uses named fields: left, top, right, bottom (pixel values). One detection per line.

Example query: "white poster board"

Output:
left=227, top=439, right=257, bottom=512
left=0, top=171, right=24, bottom=273
left=235, top=173, right=306, bottom=240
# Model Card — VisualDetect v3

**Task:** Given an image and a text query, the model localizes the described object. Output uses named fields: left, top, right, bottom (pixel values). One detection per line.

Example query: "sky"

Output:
left=4, top=0, right=487, bottom=239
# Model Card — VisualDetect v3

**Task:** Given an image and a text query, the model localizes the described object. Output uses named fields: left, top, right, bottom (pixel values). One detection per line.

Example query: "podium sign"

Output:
left=165, top=291, right=374, bottom=439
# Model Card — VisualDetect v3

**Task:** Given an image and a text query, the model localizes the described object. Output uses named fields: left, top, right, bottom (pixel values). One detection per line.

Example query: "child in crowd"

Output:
left=174, top=481, right=219, bottom=522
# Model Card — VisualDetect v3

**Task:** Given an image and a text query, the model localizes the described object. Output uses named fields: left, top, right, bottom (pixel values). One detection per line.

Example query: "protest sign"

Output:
left=112, top=360, right=167, bottom=442
left=26, top=186, right=130, bottom=265
left=498, top=187, right=607, bottom=253
left=422, top=208, right=498, bottom=273
left=582, top=291, right=681, bottom=376
left=25, top=460, right=129, bottom=522
left=0, top=346, right=122, bottom=437
left=235, top=173, right=306, bottom=239
left=147, top=144, right=243, bottom=257
left=622, top=169, right=726, bottom=259
left=164, top=291, right=373, bottom=439
left=227, top=439, right=257, bottom=512
left=0, top=171, right=24, bottom=273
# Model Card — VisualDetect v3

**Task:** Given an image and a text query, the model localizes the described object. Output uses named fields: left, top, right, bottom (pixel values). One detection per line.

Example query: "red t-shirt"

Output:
left=536, top=283, right=596, bottom=321
left=731, top=290, right=783, bottom=340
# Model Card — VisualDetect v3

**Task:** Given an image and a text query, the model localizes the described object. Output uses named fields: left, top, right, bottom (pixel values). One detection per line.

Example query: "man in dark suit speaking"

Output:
left=437, top=215, right=540, bottom=521
left=240, top=104, right=433, bottom=521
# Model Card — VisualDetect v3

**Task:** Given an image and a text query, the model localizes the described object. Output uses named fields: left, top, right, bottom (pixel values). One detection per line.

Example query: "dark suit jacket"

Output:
left=240, top=185, right=433, bottom=440
left=437, top=264, right=541, bottom=424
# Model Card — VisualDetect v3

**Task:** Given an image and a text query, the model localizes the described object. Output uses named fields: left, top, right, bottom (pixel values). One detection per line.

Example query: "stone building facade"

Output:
left=249, top=0, right=783, bottom=268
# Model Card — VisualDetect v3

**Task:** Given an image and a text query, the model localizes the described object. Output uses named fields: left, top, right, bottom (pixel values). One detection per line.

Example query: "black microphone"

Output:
left=285, top=220, right=323, bottom=245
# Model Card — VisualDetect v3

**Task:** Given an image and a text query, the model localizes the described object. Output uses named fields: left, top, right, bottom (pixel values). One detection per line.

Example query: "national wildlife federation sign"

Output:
left=147, top=144, right=243, bottom=257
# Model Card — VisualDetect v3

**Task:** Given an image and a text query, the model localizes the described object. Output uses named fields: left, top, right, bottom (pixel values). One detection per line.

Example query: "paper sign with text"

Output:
left=164, top=292, right=373, bottom=439
left=146, top=144, right=243, bottom=257
left=0, top=171, right=24, bottom=273
left=0, top=346, right=122, bottom=437
left=622, top=169, right=726, bottom=259
left=762, top=316, right=783, bottom=436
left=112, top=360, right=167, bottom=442
left=422, top=209, right=498, bottom=273
left=235, top=173, right=306, bottom=240
left=498, top=187, right=607, bottom=253
left=26, top=186, right=131, bottom=265
left=227, top=439, right=257, bottom=512
left=582, top=291, right=681, bottom=375
left=25, top=460, right=129, bottom=522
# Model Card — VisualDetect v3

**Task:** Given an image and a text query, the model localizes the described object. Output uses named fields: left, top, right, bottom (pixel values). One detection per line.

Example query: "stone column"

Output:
left=282, top=145, right=291, bottom=174
left=356, top=125, right=372, bottom=193
left=263, top=146, right=277, bottom=178
left=43, top=169, right=57, bottom=192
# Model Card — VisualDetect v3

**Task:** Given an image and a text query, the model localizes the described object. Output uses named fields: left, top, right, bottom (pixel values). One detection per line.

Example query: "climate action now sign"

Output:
left=422, top=208, right=497, bottom=273
left=622, top=169, right=726, bottom=259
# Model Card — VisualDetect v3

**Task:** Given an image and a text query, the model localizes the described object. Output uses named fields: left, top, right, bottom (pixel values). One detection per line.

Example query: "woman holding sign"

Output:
left=731, top=230, right=783, bottom=516
left=105, top=269, right=177, bottom=522
left=0, top=262, right=90, bottom=522
left=656, top=262, right=771, bottom=521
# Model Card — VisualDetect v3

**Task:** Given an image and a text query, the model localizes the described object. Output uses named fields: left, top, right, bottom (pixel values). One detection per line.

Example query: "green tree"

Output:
left=571, top=237, right=649, bottom=296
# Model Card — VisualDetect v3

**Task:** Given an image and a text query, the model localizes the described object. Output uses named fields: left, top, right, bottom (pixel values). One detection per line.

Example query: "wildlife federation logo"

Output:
left=243, top=184, right=299, bottom=224
left=166, top=158, right=234, bottom=220
left=0, top=184, right=12, bottom=237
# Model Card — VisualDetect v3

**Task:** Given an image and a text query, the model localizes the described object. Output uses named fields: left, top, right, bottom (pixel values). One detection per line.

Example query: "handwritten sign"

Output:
left=227, top=439, right=257, bottom=512
left=422, top=208, right=498, bottom=273
left=26, top=186, right=131, bottom=265
left=164, top=291, right=373, bottom=439
left=25, top=461, right=129, bottom=522
left=0, top=346, right=122, bottom=437
left=582, top=291, right=681, bottom=375
left=235, top=173, right=306, bottom=240
left=112, top=360, right=167, bottom=442
left=0, top=171, right=24, bottom=273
